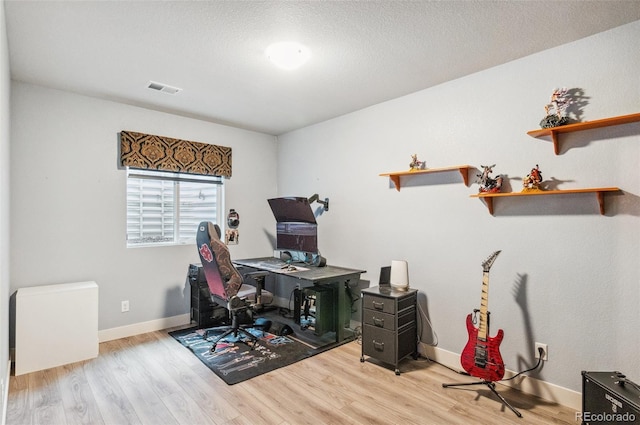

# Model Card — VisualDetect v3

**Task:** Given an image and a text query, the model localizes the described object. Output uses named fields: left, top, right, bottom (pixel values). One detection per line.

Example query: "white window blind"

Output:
left=126, top=169, right=223, bottom=247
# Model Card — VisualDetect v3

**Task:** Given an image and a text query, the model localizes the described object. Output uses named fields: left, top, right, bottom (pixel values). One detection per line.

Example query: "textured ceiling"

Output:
left=5, top=1, right=640, bottom=135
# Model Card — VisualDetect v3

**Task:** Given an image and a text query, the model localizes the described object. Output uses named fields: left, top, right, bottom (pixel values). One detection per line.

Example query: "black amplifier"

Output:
left=582, top=371, right=640, bottom=424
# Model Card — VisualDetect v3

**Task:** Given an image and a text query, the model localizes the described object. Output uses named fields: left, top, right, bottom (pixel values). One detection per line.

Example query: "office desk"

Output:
left=233, top=257, right=365, bottom=343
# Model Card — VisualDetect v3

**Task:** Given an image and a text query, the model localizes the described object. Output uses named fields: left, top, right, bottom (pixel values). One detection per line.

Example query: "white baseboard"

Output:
left=419, top=342, right=581, bottom=412
left=98, top=313, right=191, bottom=342
left=2, top=360, right=10, bottom=425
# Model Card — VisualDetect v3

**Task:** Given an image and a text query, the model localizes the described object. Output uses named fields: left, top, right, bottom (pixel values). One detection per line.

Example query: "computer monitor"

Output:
left=275, top=222, right=318, bottom=254
left=268, top=197, right=318, bottom=255
left=268, top=197, right=317, bottom=224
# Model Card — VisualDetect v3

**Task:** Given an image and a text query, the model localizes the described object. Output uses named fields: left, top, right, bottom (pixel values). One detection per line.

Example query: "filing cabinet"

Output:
left=360, top=286, right=418, bottom=375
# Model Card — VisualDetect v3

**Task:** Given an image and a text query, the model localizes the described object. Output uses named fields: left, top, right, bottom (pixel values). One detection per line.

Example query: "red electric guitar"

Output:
left=460, top=250, right=505, bottom=382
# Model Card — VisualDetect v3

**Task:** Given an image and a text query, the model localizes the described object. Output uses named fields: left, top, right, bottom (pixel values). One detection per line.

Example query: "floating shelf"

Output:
left=470, top=187, right=620, bottom=216
left=526, top=112, right=640, bottom=155
left=380, top=165, right=472, bottom=191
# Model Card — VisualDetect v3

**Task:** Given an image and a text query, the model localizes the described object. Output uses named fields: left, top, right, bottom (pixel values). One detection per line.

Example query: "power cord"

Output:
left=416, top=299, right=438, bottom=346
left=500, top=346, right=545, bottom=382
left=413, top=299, right=543, bottom=380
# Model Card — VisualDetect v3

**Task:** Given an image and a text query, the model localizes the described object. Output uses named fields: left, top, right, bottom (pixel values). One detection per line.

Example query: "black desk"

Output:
left=233, top=257, right=365, bottom=343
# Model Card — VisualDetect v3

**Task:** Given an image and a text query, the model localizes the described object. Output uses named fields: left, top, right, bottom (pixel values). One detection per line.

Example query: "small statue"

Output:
left=540, top=87, right=572, bottom=128
left=476, top=164, right=503, bottom=193
left=409, top=154, right=425, bottom=171
left=522, top=164, right=543, bottom=192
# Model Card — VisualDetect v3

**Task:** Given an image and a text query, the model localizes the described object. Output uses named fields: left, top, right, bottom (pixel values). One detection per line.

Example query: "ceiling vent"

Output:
left=147, top=81, right=182, bottom=95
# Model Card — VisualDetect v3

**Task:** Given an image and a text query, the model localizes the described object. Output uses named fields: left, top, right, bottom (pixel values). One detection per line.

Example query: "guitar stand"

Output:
left=442, top=379, right=522, bottom=418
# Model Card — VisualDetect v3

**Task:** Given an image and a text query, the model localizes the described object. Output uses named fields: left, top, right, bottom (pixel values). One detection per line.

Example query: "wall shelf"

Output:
left=470, top=187, right=620, bottom=216
left=380, top=165, right=472, bottom=191
left=526, top=112, right=640, bottom=155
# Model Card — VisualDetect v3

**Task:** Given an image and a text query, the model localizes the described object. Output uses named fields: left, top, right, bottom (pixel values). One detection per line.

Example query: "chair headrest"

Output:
left=212, top=223, right=222, bottom=240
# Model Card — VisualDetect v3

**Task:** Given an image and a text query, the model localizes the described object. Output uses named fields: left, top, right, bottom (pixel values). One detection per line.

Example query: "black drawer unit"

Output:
left=188, top=263, right=226, bottom=328
left=360, top=286, right=418, bottom=375
left=581, top=371, right=640, bottom=424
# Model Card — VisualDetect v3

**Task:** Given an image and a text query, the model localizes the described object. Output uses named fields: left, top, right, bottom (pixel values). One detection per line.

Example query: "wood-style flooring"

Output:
left=6, top=328, right=579, bottom=424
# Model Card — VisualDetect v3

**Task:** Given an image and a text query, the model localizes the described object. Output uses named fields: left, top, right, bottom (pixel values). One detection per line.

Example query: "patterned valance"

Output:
left=120, top=131, right=232, bottom=177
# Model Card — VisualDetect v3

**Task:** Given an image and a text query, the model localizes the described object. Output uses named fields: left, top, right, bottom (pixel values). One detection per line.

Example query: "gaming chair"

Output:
left=196, top=221, right=273, bottom=351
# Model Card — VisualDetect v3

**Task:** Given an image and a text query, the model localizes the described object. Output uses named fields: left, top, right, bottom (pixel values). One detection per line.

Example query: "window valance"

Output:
left=120, top=131, right=232, bottom=177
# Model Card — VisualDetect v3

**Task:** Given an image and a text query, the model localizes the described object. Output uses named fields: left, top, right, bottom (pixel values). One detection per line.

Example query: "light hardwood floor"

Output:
left=7, top=328, right=579, bottom=425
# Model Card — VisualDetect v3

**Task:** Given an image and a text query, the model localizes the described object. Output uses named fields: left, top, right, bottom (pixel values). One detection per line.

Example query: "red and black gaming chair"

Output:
left=196, top=221, right=273, bottom=351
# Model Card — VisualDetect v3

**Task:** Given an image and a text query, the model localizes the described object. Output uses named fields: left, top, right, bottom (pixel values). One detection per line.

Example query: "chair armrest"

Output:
left=243, top=271, right=270, bottom=308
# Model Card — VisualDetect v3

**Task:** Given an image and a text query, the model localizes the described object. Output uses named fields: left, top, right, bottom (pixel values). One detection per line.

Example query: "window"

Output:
left=126, top=169, right=224, bottom=247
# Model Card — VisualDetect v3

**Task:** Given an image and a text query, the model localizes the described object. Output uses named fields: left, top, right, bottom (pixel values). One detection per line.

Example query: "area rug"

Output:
left=169, top=326, right=318, bottom=385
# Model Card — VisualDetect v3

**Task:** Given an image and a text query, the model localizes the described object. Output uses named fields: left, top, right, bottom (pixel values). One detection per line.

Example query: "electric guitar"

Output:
left=460, top=250, right=505, bottom=382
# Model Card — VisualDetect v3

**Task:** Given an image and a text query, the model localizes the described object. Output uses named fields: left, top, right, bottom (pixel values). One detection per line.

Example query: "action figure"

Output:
left=409, top=154, right=425, bottom=171
left=476, top=164, right=503, bottom=193
left=540, top=87, right=572, bottom=128
left=522, top=164, right=543, bottom=191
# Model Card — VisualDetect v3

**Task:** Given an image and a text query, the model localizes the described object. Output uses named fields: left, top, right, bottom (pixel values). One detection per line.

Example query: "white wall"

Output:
left=5, top=11, right=639, bottom=407
left=9, top=82, right=278, bottom=331
left=277, top=20, right=640, bottom=394
left=0, top=0, right=11, bottom=417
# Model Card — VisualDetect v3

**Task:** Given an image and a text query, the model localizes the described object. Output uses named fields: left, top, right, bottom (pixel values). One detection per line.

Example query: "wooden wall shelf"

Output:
left=380, top=165, right=472, bottom=191
left=526, top=112, right=640, bottom=155
left=470, top=187, right=620, bottom=216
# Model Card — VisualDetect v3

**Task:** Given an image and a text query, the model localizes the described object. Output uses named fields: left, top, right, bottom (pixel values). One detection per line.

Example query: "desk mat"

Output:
left=169, top=326, right=318, bottom=385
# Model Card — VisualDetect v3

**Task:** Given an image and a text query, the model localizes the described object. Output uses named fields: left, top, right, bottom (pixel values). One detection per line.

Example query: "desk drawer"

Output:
left=362, top=323, right=416, bottom=365
left=363, top=306, right=415, bottom=331
left=363, top=294, right=395, bottom=314
left=362, top=325, right=396, bottom=365
left=363, top=310, right=395, bottom=330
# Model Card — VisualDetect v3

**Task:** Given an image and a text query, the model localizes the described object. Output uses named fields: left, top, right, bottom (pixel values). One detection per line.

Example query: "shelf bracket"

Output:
left=390, top=175, right=401, bottom=191
left=550, top=131, right=560, bottom=155
left=483, top=197, right=494, bottom=216
left=596, top=191, right=605, bottom=215
left=458, top=167, right=470, bottom=186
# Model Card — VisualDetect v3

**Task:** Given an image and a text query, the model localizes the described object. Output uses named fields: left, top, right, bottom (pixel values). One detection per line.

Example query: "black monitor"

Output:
left=268, top=197, right=318, bottom=254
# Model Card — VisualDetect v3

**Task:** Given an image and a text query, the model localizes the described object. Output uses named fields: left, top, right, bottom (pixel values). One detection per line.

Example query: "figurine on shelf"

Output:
left=409, top=154, right=425, bottom=171
left=522, top=164, right=543, bottom=192
left=540, top=87, right=572, bottom=128
left=476, top=164, right=503, bottom=193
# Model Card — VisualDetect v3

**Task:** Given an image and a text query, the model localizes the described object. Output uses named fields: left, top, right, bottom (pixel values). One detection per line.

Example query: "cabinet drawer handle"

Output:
left=373, top=340, right=385, bottom=351
left=373, top=317, right=384, bottom=327
left=372, top=301, right=384, bottom=310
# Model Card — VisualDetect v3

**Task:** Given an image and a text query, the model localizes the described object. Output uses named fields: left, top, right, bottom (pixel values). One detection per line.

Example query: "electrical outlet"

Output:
left=121, top=300, right=130, bottom=313
left=535, top=342, right=548, bottom=361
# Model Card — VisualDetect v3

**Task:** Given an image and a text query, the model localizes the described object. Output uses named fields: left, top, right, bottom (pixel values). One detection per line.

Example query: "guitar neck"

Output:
left=477, top=271, right=490, bottom=340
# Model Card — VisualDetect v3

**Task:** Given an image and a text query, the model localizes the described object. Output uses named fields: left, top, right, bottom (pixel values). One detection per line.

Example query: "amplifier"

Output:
left=581, top=371, right=640, bottom=424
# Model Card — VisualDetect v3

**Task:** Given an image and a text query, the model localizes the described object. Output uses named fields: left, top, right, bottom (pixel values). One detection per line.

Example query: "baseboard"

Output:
left=418, top=342, right=581, bottom=412
left=2, top=360, right=10, bottom=425
left=98, top=313, right=191, bottom=342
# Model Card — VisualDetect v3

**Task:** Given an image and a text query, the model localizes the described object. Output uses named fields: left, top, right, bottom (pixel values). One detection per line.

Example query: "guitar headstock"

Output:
left=482, top=250, right=501, bottom=272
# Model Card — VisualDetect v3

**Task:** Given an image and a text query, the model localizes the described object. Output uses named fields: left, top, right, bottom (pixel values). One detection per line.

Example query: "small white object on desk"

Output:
left=390, top=260, right=409, bottom=291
